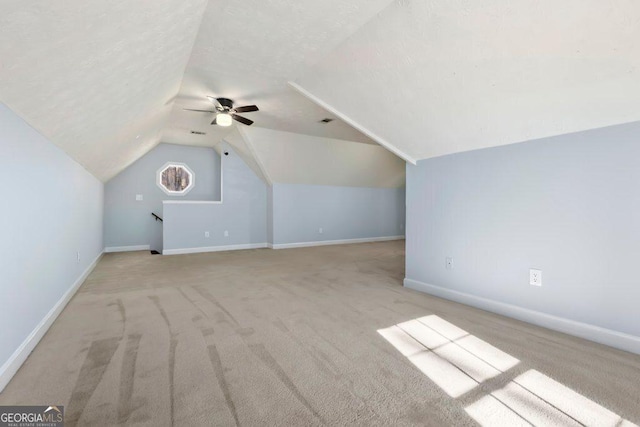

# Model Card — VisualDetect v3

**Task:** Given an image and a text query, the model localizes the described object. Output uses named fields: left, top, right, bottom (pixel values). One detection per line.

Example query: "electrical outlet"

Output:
left=530, top=269, right=542, bottom=286
left=224, top=230, right=229, bottom=237
left=446, top=257, right=453, bottom=270
left=135, top=194, right=143, bottom=201
left=204, top=231, right=210, bottom=238
left=318, top=227, right=323, bottom=234
left=76, top=251, right=80, bottom=263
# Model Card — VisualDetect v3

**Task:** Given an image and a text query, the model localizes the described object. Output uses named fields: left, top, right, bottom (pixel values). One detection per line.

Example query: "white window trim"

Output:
left=156, top=161, right=195, bottom=196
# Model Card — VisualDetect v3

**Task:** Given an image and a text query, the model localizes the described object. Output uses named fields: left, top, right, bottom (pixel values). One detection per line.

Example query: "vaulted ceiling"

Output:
left=0, top=0, right=209, bottom=181
left=294, top=0, right=640, bottom=162
left=163, top=0, right=392, bottom=150
left=1, top=0, right=639, bottom=182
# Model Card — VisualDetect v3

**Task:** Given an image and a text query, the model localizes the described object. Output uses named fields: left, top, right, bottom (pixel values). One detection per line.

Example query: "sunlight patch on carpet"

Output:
left=378, top=315, right=637, bottom=426
left=378, top=315, right=519, bottom=397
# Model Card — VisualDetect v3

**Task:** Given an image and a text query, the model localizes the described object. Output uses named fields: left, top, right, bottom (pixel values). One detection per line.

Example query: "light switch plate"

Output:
left=135, top=194, right=143, bottom=201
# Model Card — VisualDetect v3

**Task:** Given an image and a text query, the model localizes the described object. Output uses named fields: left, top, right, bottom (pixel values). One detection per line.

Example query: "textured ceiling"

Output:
left=165, top=85, right=376, bottom=146
left=0, top=0, right=208, bottom=181
left=164, top=0, right=395, bottom=148
left=3, top=0, right=638, bottom=181
left=241, top=127, right=406, bottom=188
left=294, top=0, right=640, bottom=161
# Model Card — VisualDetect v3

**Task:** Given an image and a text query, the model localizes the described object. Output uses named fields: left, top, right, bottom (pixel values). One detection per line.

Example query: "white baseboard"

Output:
left=163, top=243, right=268, bottom=255
left=403, top=278, right=640, bottom=355
left=0, top=251, right=104, bottom=393
left=104, top=245, right=150, bottom=253
left=271, top=235, right=405, bottom=250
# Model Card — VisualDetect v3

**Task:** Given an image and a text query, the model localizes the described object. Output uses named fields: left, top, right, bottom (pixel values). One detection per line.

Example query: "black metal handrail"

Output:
left=151, top=212, right=163, bottom=222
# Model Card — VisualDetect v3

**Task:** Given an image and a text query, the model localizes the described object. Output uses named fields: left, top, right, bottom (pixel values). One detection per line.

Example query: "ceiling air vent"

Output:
left=319, top=118, right=334, bottom=123
left=190, top=130, right=206, bottom=135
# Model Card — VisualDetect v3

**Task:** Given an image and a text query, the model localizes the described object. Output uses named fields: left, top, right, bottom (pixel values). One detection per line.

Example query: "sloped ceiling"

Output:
left=222, top=128, right=270, bottom=184
left=0, top=0, right=208, bottom=181
left=241, top=127, right=405, bottom=188
left=2, top=0, right=639, bottom=181
left=163, top=0, right=394, bottom=147
left=294, top=0, right=640, bottom=161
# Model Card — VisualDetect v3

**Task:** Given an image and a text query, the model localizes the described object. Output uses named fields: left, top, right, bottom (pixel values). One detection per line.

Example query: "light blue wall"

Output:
left=405, top=121, right=640, bottom=337
left=271, top=184, right=405, bottom=245
left=104, top=143, right=221, bottom=249
left=267, top=185, right=274, bottom=244
left=163, top=144, right=267, bottom=250
left=0, top=102, right=104, bottom=370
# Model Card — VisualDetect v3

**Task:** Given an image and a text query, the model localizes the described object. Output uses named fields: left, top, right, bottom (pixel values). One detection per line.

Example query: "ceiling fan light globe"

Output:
left=217, top=113, right=232, bottom=127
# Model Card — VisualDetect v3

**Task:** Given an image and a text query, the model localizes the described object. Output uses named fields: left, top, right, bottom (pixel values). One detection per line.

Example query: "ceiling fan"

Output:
left=184, top=97, right=259, bottom=126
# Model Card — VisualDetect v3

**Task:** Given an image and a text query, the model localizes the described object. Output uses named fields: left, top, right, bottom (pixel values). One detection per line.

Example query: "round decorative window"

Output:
left=156, top=162, right=195, bottom=195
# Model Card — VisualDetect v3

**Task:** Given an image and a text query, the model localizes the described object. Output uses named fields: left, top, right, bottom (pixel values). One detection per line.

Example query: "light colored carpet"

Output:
left=1, top=241, right=639, bottom=426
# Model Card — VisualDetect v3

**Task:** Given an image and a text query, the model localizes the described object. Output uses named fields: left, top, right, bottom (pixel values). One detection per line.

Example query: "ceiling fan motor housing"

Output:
left=217, top=98, right=234, bottom=110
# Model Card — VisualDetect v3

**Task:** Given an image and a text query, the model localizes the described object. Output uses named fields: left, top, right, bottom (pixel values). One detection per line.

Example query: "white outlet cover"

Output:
left=530, top=269, right=542, bottom=286
left=204, top=231, right=210, bottom=238
left=224, top=230, right=229, bottom=237
left=135, top=194, right=143, bottom=201
left=445, top=257, right=453, bottom=270
left=319, top=228, right=323, bottom=234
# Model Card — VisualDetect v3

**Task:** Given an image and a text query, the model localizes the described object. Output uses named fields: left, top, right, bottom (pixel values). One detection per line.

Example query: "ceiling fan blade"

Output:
left=206, top=96, right=223, bottom=110
left=232, top=114, right=253, bottom=126
left=211, top=117, right=217, bottom=125
left=184, top=108, right=216, bottom=113
left=234, top=105, right=259, bottom=113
